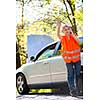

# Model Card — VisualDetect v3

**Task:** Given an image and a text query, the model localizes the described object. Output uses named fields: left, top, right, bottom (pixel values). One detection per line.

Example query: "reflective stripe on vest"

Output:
left=62, top=49, right=80, bottom=55
left=64, top=55, right=80, bottom=60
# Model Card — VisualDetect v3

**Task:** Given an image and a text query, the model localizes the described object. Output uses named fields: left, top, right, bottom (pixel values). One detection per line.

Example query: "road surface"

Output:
left=16, top=93, right=83, bottom=100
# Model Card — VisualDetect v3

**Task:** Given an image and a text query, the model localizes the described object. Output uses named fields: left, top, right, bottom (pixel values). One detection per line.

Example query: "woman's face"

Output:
left=62, top=26, right=72, bottom=34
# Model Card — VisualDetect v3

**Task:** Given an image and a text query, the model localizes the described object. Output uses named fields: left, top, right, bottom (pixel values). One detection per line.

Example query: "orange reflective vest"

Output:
left=61, top=34, right=80, bottom=63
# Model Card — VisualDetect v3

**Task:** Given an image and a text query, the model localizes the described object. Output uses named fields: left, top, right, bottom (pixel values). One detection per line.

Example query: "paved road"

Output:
left=16, top=93, right=83, bottom=100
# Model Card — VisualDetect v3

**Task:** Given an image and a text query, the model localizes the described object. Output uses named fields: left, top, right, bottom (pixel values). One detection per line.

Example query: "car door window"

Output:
left=37, top=44, right=56, bottom=61
left=55, top=50, right=61, bottom=56
left=54, top=42, right=61, bottom=56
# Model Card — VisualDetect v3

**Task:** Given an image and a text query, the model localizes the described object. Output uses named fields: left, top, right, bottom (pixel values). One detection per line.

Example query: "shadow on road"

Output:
left=28, top=92, right=69, bottom=96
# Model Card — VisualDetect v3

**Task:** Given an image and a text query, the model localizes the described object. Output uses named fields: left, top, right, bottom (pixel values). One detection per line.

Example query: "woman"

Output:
left=57, top=19, right=81, bottom=97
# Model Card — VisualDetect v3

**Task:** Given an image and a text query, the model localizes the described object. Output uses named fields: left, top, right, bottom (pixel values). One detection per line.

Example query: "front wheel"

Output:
left=16, top=73, right=30, bottom=94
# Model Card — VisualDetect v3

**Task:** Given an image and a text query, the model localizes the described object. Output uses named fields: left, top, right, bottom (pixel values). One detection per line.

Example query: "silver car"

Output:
left=16, top=41, right=83, bottom=94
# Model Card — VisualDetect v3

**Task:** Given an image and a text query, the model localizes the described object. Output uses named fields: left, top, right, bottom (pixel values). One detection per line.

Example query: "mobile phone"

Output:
left=70, top=32, right=72, bottom=34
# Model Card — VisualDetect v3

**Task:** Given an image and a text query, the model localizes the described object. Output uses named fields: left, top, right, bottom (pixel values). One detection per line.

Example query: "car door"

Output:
left=28, top=44, right=56, bottom=84
left=50, top=42, right=67, bottom=83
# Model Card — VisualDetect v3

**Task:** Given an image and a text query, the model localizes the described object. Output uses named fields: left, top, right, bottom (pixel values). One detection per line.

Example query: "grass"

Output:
left=30, top=89, right=52, bottom=93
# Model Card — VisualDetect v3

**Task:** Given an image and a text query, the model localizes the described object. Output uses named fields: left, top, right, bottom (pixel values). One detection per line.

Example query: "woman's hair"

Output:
left=63, top=24, right=72, bottom=28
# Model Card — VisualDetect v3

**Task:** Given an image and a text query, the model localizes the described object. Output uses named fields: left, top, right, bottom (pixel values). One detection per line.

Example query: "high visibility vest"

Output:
left=61, top=34, right=80, bottom=63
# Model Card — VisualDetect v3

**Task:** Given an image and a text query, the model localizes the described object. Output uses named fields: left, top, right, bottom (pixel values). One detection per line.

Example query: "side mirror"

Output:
left=81, top=48, right=83, bottom=52
left=30, top=56, right=35, bottom=62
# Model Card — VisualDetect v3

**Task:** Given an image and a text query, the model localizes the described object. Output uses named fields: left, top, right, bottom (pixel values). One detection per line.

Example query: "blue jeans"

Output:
left=66, top=60, right=81, bottom=90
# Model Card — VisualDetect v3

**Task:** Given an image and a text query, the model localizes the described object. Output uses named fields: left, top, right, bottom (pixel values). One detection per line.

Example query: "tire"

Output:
left=16, top=73, right=30, bottom=94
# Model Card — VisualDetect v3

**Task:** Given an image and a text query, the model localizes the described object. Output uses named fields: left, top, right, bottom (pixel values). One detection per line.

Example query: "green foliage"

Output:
left=16, top=25, right=27, bottom=66
left=75, top=9, right=83, bottom=25
left=45, top=0, right=51, bottom=4
left=79, top=42, right=83, bottom=48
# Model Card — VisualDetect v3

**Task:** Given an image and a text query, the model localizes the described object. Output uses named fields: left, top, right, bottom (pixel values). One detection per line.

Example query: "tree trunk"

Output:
left=63, top=0, right=77, bottom=34
left=72, top=18, right=77, bottom=34
left=66, top=0, right=77, bottom=34
left=21, top=0, right=24, bottom=29
left=16, top=42, right=21, bottom=69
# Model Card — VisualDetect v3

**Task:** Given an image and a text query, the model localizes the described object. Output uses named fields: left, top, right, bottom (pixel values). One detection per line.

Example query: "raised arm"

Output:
left=57, top=19, right=61, bottom=39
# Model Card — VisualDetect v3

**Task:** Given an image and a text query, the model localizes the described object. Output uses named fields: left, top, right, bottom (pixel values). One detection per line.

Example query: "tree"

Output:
left=16, top=42, right=21, bottom=69
left=16, top=0, right=28, bottom=67
left=62, top=0, right=77, bottom=33
left=26, top=0, right=83, bottom=34
left=16, top=0, right=83, bottom=68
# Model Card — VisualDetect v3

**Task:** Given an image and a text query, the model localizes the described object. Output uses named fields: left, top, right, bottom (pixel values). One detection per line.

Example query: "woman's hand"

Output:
left=57, top=19, right=61, bottom=28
